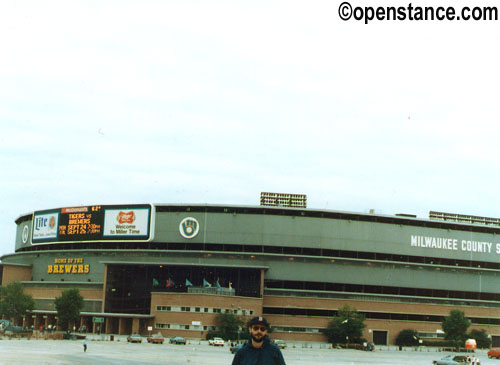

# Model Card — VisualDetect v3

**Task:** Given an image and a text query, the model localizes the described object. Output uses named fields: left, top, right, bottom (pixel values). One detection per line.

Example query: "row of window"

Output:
left=265, top=288, right=500, bottom=309
left=418, top=332, right=445, bottom=339
left=155, top=306, right=254, bottom=316
left=264, top=279, right=500, bottom=303
left=272, top=326, right=322, bottom=333
left=263, top=307, right=500, bottom=325
left=155, top=323, right=216, bottom=331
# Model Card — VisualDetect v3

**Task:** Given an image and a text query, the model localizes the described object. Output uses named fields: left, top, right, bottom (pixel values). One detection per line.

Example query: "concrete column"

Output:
left=260, top=269, right=265, bottom=297
left=119, top=317, right=126, bottom=335
left=102, top=264, right=108, bottom=312
left=35, top=314, right=43, bottom=330
left=106, top=317, right=113, bottom=334
left=132, top=318, right=140, bottom=334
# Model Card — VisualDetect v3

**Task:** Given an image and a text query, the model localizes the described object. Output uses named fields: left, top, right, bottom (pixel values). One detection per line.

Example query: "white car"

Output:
left=209, top=337, right=225, bottom=346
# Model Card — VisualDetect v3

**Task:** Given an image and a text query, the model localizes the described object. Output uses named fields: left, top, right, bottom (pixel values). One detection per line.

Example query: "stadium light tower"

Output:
left=260, top=192, right=307, bottom=208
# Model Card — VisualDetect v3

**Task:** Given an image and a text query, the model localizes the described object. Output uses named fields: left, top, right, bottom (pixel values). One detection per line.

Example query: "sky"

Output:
left=1, top=0, right=499, bottom=257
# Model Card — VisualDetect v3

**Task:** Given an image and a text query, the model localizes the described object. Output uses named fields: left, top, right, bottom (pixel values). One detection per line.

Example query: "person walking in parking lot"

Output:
left=82, top=338, right=88, bottom=352
left=232, top=316, right=286, bottom=365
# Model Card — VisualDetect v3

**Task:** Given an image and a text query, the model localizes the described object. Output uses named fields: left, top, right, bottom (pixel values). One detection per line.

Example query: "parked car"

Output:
left=488, top=348, right=500, bottom=359
left=209, top=337, right=224, bottom=346
left=170, top=336, right=186, bottom=345
left=273, top=340, right=287, bottom=349
left=0, top=319, right=12, bottom=332
left=212, top=337, right=225, bottom=346
left=4, top=325, right=32, bottom=337
left=432, top=355, right=468, bottom=365
left=127, top=333, right=143, bottom=343
left=147, top=333, right=165, bottom=344
left=230, top=343, right=244, bottom=354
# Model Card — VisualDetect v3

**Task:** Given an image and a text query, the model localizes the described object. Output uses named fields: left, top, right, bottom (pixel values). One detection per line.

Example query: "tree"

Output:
left=468, top=329, right=491, bottom=349
left=442, top=310, right=471, bottom=348
left=207, top=312, right=245, bottom=341
left=0, top=281, right=35, bottom=324
left=395, top=329, right=420, bottom=347
left=54, top=289, right=84, bottom=331
left=326, top=304, right=366, bottom=344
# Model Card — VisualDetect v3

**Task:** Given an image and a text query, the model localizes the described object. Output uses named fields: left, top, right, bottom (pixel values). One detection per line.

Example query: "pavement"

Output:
left=0, top=336, right=496, bottom=364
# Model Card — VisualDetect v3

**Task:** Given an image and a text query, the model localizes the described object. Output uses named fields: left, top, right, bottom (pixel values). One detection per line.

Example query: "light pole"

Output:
left=342, top=319, right=349, bottom=347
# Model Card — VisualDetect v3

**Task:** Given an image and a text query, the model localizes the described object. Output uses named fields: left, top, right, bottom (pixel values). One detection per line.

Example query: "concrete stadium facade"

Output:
left=2, top=203, right=500, bottom=345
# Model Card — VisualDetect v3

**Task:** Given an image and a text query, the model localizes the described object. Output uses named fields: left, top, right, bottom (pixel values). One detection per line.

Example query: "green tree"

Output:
left=207, top=312, right=245, bottom=341
left=326, top=304, right=366, bottom=344
left=442, top=310, right=471, bottom=349
left=395, top=329, right=420, bottom=347
left=468, top=329, right=491, bottom=349
left=54, top=288, right=84, bottom=331
left=0, top=281, right=35, bottom=324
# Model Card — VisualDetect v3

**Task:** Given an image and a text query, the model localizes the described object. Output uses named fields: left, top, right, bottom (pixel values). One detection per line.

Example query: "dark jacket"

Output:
left=232, top=337, right=286, bottom=365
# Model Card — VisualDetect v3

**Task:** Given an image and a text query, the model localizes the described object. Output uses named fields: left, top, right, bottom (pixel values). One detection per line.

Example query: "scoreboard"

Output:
left=59, top=206, right=103, bottom=240
left=31, top=204, right=153, bottom=244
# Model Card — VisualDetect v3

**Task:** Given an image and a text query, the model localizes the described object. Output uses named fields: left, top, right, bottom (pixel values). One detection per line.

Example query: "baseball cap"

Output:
left=249, top=316, right=269, bottom=327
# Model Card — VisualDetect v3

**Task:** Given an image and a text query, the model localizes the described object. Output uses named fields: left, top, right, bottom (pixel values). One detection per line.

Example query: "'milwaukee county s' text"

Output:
left=411, top=235, right=500, bottom=254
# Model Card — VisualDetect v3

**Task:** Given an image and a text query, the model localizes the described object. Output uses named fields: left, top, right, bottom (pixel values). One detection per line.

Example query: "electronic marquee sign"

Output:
left=31, top=204, right=154, bottom=244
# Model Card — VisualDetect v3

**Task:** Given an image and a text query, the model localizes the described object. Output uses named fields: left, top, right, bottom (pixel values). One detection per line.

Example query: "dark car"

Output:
left=127, top=333, right=143, bottom=343
left=147, top=333, right=165, bottom=344
left=4, top=324, right=32, bottom=337
left=488, top=348, right=500, bottom=359
left=432, top=355, right=468, bottom=365
left=170, top=336, right=186, bottom=345
left=230, top=343, right=244, bottom=354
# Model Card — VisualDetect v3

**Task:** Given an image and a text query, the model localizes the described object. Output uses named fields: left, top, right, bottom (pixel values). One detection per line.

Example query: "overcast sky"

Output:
left=1, top=1, right=499, bottom=257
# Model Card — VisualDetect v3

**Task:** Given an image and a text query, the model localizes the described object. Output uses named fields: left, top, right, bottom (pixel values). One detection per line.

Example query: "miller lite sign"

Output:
left=32, top=212, right=59, bottom=241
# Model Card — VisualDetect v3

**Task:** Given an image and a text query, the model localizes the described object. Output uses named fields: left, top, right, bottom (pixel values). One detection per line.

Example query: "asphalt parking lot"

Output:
left=0, top=336, right=498, bottom=364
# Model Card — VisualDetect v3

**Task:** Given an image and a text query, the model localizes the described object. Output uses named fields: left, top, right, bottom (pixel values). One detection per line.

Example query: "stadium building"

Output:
left=2, top=198, right=500, bottom=345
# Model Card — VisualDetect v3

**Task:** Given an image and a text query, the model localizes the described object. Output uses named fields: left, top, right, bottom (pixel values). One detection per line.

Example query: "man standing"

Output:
left=232, top=316, right=286, bottom=365
left=82, top=338, right=88, bottom=352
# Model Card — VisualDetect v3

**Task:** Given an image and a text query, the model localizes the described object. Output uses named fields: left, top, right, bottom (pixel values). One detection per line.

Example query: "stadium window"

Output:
left=282, top=247, right=301, bottom=255
left=358, top=252, right=375, bottom=260
left=301, top=247, right=319, bottom=256
left=188, top=243, right=203, bottom=250
left=244, top=245, right=262, bottom=253
left=382, top=286, right=398, bottom=295
left=264, top=246, right=283, bottom=254
left=340, top=250, right=357, bottom=259
left=168, top=242, right=186, bottom=250
left=390, top=313, right=407, bottom=320
left=207, top=243, right=224, bottom=252
left=304, top=281, right=324, bottom=291
left=375, top=253, right=392, bottom=261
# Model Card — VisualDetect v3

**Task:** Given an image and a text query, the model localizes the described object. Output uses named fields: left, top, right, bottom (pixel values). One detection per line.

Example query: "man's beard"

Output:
left=251, top=333, right=265, bottom=343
